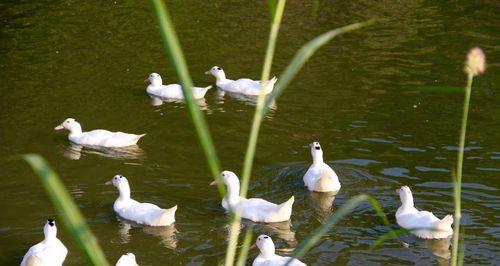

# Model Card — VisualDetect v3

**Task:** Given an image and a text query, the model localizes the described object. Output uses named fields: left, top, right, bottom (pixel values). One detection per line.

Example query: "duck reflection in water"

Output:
left=149, top=96, right=209, bottom=111
left=423, top=237, right=451, bottom=264
left=241, top=220, right=297, bottom=250
left=61, top=143, right=145, bottom=161
left=118, top=219, right=178, bottom=250
left=214, top=89, right=277, bottom=116
left=308, top=191, right=337, bottom=222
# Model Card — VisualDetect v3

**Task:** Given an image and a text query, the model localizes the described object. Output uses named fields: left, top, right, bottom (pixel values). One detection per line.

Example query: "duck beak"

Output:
left=144, top=78, right=149, bottom=83
left=395, top=188, right=401, bottom=195
left=250, top=243, right=257, bottom=249
left=210, top=180, right=218, bottom=186
left=204, top=71, right=211, bottom=75
left=105, top=180, right=113, bottom=186
left=54, top=123, right=64, bottom=130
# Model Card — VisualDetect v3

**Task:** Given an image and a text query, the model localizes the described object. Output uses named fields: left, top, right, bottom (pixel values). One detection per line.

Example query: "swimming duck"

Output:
left=20, top=219, right=68, bottom=266
left=106, top=175, right=177, bottom=226
left=252, top=235, right=306, bottom=266
left=205, top=66, right=277, bottom=95
left=210, top=171, right=294, bottom=223
left=303, top=142, right=341, bottom=193
left=145, top=72, right=212, bottom=99
left=116, top=252, right=139, bottom=266
left=396, top=186, right=453, bottom=239
left=55, top=118, right=145, bottom=148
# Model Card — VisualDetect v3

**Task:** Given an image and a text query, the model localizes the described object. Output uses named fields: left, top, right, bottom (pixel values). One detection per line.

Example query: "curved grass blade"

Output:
left=23, top=154, right=110, bottom=266
left=229, top=1, right=286, bottom=265
left=285, top=194, right=391, bottom=265
left=262, top=19, right=375, bottom=119
left=370, top=228, right=411, bottom=249
left=235, top=229, right=253, bottom=266
left=151, top=0, right=223, bottom=197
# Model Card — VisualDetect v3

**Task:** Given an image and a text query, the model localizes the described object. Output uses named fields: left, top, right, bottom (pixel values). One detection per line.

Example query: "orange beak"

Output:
left=54, top=123, right=64, bottom=130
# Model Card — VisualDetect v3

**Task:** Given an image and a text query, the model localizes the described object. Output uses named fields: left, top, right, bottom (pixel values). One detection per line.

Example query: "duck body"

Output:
left=252, top=235, right=306, bottom=266
left=396, top=186, right=453, bottom=239
left=213, top=171, right=294, bottom=223
left=206, top=66, right=277, bottom=95
left=55, top=118, right=145, bottom=148
left=146, top=73, right=211, bottom=99
left=106, top=175, right=177, bottom=226
left=21, top=219, right=68, bottom=266
left=303, top=142, right=341, bottom=193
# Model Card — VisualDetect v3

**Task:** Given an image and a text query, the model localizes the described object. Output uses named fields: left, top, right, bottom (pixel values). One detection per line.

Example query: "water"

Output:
left=1, top=1, right=499, bottom=265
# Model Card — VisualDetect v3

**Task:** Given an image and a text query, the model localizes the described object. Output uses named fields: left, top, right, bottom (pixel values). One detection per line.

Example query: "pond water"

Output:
left=1, top=1, right=499, bottom=265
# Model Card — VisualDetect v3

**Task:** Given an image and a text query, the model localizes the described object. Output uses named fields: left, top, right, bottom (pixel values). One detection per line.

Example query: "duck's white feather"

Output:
left=216, top=171, right=294, bottom=223
left=206, top=66, right=277, bottom=95
left=253, top=235, right=306, bottom=266
left=21, top=220, right=67, bottom=266
left=396, top=186, right=453, bottom=239
left=303, top=142, right=341, bottom=193
left=147, top=84, right=212, bottom=99
left=55, top=118, right=145, bottom=148
left=108, top=175, right=176, bottom=226
left=115, top=253, right=139, bottom=266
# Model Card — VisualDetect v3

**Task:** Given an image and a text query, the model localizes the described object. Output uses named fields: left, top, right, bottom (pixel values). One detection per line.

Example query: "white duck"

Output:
left=145, top=72, right=212, bottom=99
left=116, top=252, right=139, bottom=266
left=205, top=66, right=277, bottom=95
left=210, top=171, right=294, bottom=223
left=252, top=235, right=306, bottom=266
left=55, top=118, right=145, bottom=148
left=396, top=185, right=453, bottom=239
left=20, top=219, right=68, bottom=266
left=303, top=142, right=341, bottom=193
left=105, top=175, right=177, bottom=226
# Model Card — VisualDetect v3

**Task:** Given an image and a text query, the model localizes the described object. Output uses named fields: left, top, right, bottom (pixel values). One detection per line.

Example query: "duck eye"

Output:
left=217, top=67, right=221, bottom=70
left=264, top=236, right=269, bottom=239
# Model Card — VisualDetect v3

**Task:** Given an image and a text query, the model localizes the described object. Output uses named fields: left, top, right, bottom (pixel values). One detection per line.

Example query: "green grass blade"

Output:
left=370, top=228, right=411, bottom=249
left=228, top=1, right=286, bottom=265
left=268, top=0, right=277, bottom=21
left=451, top=73, right=473, bottom=266
left=240, top=0, right=286, bottom=199
left=235, top=229, right=253, bottom=266
left=150, top=0, right=224, bottom=197
left=286, top=194, right=390, bottom=265
left=23, top=154, right=110, bottom=266
left=262, top=20, right=375, bottom=118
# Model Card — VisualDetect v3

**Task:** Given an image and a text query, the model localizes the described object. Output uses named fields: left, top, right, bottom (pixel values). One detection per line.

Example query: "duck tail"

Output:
left=205, top=85, right=213, bottom=90
left=276, top=196, right=294, bottom=219
left=155, top=205, right=177, bottom=226
left=436, top=214, right=453, bottom=229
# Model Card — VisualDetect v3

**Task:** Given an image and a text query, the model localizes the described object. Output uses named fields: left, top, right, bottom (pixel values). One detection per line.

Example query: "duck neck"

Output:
left=225, top=179, right=240, bottom=203
left=260, top=244, right=275, bottom=258
left=43, top=228, right=57, bottom=243
left=215, top=71, right=227, bottom=83
left=118, top=182, right=131, bottom=200
left=69, top=122, right=83, bottom=136
left=400, top=193, right=414, bottom=210
left=312, top=152, right=324, bottom=167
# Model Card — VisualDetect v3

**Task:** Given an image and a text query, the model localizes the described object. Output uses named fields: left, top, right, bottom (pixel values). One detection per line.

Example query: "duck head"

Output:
left=105, top=175, right=131, bottom=199
left=54, top=118, right=82, bottom=133
left=145, top=72, right=163, bottom=87
left=210, top=171, right=240, bottom=200
left=205, top=66, right=226, bottom=81
left=310, top=141, right=324, bottom=165
left=44, top=218, right=58, bottom=240
left=116, top=252, right=138, bottom=266
left=396, top=185, right=414, bottom=206
left=252, top=234, right=275, bottom=258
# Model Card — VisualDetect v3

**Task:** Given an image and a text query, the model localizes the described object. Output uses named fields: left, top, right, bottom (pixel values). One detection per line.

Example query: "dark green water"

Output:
left=1, top=1, right=499, bottom=265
